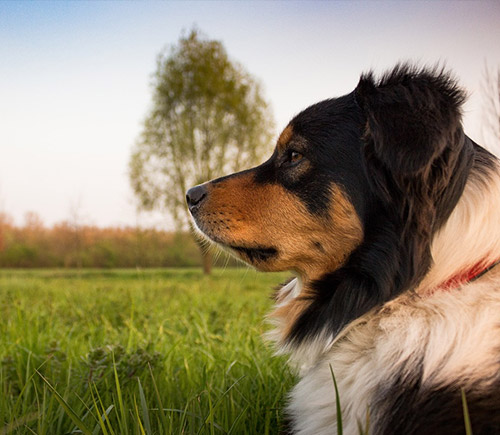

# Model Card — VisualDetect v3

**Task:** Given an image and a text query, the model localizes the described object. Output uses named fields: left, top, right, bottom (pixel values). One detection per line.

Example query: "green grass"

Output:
left=0, top=268, right=294, bottom=434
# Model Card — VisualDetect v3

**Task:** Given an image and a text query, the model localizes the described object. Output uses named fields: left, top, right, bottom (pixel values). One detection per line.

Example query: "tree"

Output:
left=67, top=197, right=87, bottom=268
left=482, top=64, right=500, bottom=155
left=129, top=29, right=275, bottom=274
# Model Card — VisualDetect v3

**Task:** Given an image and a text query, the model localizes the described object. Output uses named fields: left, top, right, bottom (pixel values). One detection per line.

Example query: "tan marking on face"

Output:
left=277, top=125, right=294, bottom=151
left=196, top=172, right=363, bottom=281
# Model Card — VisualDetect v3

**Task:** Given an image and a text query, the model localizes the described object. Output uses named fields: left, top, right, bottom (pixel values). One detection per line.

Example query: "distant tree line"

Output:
left=0, top=212, right=237, bottom=268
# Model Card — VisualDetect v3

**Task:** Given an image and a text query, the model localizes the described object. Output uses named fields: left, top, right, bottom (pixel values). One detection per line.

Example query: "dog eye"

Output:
left=287, top=150, right=304, bottom=165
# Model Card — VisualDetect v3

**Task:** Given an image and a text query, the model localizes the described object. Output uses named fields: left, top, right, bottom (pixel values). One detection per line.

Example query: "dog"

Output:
left=186, top=64, right=500, bottom=434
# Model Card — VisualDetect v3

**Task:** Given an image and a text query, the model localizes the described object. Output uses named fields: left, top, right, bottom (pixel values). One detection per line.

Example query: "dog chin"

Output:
left=228, top=245, right=278, bottom=265
left=190, top=216, right=279, bottom=267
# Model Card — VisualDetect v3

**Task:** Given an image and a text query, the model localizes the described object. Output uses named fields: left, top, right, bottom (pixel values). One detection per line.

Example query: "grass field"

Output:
left=0, top=268, right=294, bottom=434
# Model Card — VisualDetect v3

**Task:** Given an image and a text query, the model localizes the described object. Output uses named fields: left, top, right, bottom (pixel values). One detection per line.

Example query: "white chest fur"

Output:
left=283, top=271, right=500, bottom=435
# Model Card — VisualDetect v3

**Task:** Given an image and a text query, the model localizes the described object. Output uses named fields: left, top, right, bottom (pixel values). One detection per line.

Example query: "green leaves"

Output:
left=129, top=29, right=275, bottom=229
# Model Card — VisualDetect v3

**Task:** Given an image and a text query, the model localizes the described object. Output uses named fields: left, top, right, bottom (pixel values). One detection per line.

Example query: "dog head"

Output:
left=186, top=91, right=367, bottom=280
left=187, top=64, right=474, bottom=341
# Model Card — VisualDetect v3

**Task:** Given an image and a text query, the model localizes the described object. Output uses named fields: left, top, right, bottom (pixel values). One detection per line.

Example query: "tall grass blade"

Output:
left=147, top=363, right=168, bottom=430
left=15, top=355, right=50, bottom=415
left=35, top=370, right=93, bottom=435
left=133, top=395, right=146, bottom=435
left=163, top=409, right=226, bottom=432
left=21, top=352, right=32, bottom=414
left=329, top=364, right=343, bottom=435
left=356, top=406, right=370, bottom=435
left=137, top=378, right=152, bottom=435
left=112, top=354, right=129, bottom=435
left=196, top=375, right=245, bottom=435
left=89, top=385, right=113, bottom=435
left=461, top=388, right=473, bottom=435
left=227, top=404, right=249, bottom=435
left=95, top=388, right=116, bottom=435
left=23, top=426, right=38, bottom=435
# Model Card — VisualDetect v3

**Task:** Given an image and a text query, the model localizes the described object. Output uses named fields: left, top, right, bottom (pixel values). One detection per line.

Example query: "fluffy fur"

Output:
left=186, top=64, right=500, bottom=434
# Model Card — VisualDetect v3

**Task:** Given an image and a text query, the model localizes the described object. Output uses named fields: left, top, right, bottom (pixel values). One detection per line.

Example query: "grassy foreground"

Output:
left=0, top=268, right=294, bottom=434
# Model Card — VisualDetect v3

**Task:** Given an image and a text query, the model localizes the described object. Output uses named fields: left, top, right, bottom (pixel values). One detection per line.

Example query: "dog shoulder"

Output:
left=287, top=275, right=500, bottom=434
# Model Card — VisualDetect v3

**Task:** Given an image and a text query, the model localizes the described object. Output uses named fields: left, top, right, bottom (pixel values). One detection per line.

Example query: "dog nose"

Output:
left=186, top=184, right=208, bottom=209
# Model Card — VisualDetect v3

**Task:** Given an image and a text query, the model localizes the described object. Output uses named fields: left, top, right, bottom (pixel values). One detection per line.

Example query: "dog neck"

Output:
left=416, top=157, right=500, bottom=296
left=269, top=153, right=500, bottom=369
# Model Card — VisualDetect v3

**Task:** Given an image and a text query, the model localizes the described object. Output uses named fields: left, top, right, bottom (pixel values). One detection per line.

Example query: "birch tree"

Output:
left=129, top=29, right=275, bottom=273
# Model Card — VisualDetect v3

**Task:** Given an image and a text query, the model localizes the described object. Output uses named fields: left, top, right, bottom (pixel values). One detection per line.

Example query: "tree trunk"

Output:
left=192, top=232, right=213, bottom=275
left=201, top=248, right=212, bottom=275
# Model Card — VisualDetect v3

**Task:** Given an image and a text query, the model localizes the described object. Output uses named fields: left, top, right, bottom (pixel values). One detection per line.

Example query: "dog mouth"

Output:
left=228, top=245, right=278, bottom=262
left=190, top=212, right=278, bottom=264
left=191, top=219, right=278, bottom=264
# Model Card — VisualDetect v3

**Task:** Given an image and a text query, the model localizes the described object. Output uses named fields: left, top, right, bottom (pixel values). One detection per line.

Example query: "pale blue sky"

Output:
left=1, top=1, right=500, bottom=228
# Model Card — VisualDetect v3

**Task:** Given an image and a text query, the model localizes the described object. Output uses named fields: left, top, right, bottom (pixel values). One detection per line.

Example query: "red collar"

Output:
left=439, top=259, right=500, bottom=291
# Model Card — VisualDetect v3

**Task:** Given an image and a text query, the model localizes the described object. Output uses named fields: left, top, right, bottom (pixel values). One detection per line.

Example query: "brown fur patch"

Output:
left=199, top=175, right=362, bottom=278
left=277, top=125, right=294, bottom=151
left=199, top=174, right=363, bottom=276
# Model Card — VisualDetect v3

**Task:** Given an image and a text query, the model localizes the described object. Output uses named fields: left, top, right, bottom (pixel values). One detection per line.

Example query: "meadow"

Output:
left=0, top=268, right=295, bottom=434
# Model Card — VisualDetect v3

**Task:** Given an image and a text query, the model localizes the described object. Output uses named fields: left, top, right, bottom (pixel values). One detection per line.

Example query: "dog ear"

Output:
left=355, top=64, right=466, bottom=176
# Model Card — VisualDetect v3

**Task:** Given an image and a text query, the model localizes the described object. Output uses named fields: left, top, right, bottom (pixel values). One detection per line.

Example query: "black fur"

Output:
left=286, top=92, right=369, bottom=218
left=230, top=245, right=278, bottom=262
left=371, top=365, right=500, bottom=434
left=253, top=92, right=370, bottom=218
left=356, top=64, right=466, bottom=175
left=289, top=65, right=476, bottom=344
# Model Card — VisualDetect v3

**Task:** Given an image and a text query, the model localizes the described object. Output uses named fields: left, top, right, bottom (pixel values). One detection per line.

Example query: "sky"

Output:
left=1, top=1, right=500, bottom=229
